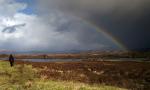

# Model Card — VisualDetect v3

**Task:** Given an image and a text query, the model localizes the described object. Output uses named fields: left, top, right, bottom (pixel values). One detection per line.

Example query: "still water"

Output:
left=0, top=58, right=149, bottom=62
left=0, top=58, right=82, bottom=62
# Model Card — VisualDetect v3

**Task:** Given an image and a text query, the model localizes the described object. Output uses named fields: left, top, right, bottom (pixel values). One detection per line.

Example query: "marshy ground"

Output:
left=0, top=61, right=127, bottom=90
left=14, top=60, right=150, bottom=90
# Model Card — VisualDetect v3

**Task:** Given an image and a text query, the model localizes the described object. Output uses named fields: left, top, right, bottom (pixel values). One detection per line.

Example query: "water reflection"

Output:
left=0, top=58, right=82, bottom=62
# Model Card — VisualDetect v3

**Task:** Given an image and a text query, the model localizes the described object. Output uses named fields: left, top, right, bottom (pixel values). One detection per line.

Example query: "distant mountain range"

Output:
left=0, top=49, right=15, bottom=54
left=0, top=48, right=149, bottom=54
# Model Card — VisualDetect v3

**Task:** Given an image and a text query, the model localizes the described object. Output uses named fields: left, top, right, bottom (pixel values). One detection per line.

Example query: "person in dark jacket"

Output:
left=9, top=54, right=14, bottom=67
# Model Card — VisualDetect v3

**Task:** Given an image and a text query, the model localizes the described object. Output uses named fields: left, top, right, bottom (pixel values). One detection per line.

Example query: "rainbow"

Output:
left=75, top=16, right=128, bottom=50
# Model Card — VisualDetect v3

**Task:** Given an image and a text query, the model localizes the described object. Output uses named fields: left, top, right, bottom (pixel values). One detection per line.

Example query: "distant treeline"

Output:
left=0, top=51, right=150, bottom=59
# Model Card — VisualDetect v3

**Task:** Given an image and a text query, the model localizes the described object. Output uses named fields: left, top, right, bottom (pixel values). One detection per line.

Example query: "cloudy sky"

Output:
left=0, top=0, right=149, bottom=52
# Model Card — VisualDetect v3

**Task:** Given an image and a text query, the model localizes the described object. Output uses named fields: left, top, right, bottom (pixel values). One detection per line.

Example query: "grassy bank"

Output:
left=0, top=61, right=126, bottom=90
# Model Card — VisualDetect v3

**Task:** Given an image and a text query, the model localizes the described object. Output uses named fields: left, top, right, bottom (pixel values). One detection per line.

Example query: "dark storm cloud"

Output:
left=2, top=23, right=26, bottom=33
left=36, top=11, right=121, bottom=51
left=37, top=0, right=150, bottom=51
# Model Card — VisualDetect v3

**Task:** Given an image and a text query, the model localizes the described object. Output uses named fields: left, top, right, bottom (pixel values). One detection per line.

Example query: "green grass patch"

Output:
left=0, top=61, right=126, bottom=90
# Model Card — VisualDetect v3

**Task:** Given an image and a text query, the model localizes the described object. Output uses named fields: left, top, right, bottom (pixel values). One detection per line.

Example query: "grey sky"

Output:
left=0, top=0, right=149, bottom=52
left=36, top=0, right=150, bottom=51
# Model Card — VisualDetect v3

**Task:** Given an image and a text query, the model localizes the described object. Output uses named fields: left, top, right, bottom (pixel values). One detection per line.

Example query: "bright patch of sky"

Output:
left=15, top=0, right=36, bottom=15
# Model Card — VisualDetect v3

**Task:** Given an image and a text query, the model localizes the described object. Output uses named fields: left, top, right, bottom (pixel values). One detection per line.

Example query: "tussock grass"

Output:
left=35, top=80, right=126, bottom=90
left=0, top=61, right=126, bottom=90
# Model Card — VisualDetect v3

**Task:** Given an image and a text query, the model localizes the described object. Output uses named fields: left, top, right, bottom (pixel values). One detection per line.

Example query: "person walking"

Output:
left=9, top=54, right=14, bottom=67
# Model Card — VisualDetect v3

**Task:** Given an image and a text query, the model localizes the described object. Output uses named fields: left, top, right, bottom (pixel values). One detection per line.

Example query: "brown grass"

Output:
left=12, top=60, right=150, bottom=89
